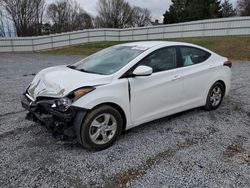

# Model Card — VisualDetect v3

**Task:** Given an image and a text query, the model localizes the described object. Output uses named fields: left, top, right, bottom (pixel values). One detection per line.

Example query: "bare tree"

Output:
left=47, top=0, right=93, bottom=33
left=0, top=6, right=14, bottom=37
left=0, top=10, right=6, bottom=37
left=94, top=16, right=102, bottom=28
left=1, top=0, right=46, bottom=36
left=69, top=1, right=93, bottom=30
left=0, top=1, right=4, bottom=37
left=5, top=18, right=13, bottom=37
left=47, top=0, right=71, bottom=33
left=96, top=0, right=134, bottom=28
left=132, top=6, right=151, bottom=27
left=34, top=0, right=46, bottom=35
left=237, top=0, right=250, bottom=16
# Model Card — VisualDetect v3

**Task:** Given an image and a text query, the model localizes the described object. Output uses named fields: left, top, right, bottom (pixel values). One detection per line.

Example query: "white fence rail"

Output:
left=0, top=17, right=250, bottom=52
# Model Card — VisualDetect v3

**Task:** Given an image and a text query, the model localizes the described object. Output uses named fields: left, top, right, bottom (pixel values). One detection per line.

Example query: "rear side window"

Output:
left=180, top=47, right=211, bottom=66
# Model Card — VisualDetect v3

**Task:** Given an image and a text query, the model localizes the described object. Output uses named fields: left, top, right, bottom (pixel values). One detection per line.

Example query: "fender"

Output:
left=71, top=79, right=133, bottom=130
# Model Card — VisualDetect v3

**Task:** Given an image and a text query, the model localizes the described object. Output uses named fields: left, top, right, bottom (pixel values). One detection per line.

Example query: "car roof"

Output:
left=118, top=41, right=213, bottom=54
left=119, top=41, right=191, bottom=49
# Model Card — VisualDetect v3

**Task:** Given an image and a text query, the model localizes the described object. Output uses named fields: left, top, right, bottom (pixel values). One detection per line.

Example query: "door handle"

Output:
left=172, top=75, right=181, bottom=81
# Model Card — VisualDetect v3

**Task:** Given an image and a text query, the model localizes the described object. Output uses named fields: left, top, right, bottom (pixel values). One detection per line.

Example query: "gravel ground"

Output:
left=0, top=53, right=249, bottom=188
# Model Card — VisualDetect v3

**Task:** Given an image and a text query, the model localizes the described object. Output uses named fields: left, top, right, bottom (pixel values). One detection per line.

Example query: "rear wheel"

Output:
left=205, top=82, right=224, bottom=111
left=80, top=105, right=123, bottom=151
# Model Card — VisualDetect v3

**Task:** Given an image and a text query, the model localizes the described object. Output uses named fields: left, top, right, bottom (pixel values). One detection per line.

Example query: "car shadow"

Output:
left=56, top=106, right=205, bottom=151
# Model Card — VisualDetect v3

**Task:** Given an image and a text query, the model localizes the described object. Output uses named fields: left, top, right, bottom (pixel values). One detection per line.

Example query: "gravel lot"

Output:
left=0, top=53, right=250, bottom=188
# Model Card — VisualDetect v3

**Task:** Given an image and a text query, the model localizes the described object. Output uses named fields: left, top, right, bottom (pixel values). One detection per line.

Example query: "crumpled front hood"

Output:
left=27, top=65, right=112, bottom=100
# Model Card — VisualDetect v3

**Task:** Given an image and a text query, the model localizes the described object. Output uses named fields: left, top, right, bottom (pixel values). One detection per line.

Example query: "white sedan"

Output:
left=21, top=41, right=232, bottom=150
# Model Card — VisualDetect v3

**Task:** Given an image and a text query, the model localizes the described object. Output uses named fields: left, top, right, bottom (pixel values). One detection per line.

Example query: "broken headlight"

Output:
left=51, top=87, right=95, bottom=112
left=52, top=97, right=72, bottom=112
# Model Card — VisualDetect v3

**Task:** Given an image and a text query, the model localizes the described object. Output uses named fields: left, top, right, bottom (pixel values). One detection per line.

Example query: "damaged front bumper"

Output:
left=21, top=93, right=86, bottom=141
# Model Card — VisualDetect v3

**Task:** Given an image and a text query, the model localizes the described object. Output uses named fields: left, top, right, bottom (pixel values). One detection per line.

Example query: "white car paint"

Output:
left=27, top=41, right=231, bottom=130
left=27, top=65, right=113, bottom=100
left=129, top=66, right=184, bottom=125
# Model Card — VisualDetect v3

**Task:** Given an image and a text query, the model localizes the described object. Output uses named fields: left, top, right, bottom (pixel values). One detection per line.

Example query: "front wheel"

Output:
left=80, top=105, right=123, bottom=151
left=205, top=82, right=224, bottom=111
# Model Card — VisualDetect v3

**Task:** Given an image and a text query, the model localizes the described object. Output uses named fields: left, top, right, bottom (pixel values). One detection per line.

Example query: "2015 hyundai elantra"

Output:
left=21, top=41, right=232, bottom=150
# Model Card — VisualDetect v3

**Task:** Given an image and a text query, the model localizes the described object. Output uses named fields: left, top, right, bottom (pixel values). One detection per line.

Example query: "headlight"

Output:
left=52, top=97, right=71, bottom=112
left=73, top=87, right=95, bottom=102
left=51, top=87, right=95, bottom=112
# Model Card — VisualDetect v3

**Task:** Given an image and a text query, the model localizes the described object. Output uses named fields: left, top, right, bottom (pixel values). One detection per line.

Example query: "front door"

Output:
left=128, top=47, right=184, bottom=125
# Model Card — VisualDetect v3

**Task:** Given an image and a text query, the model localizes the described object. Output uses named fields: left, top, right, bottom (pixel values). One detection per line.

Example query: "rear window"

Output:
left=180, top=47, right=211, bottom=66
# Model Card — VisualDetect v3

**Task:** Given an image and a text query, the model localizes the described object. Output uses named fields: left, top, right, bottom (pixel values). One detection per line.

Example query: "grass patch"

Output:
left=40, top=41, right=124, bottom=56
left=40, top=36, right=250, bottom=60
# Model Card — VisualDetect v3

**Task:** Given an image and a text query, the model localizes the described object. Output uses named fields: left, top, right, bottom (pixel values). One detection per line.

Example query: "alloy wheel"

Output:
left=210, top=86, right=222, bottom=107
left=89, top=113, right=117, bottom=145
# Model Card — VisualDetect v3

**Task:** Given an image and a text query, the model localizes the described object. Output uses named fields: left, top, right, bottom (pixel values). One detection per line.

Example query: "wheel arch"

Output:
left=90, top=102, right=127, bottom=132
left=204, top=80, right=226, bottom=111
left=215, top=80, right=226, bottom=96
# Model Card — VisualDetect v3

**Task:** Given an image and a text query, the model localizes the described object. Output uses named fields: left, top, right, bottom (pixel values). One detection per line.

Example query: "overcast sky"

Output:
left=48, top=0, right=238, bottom=22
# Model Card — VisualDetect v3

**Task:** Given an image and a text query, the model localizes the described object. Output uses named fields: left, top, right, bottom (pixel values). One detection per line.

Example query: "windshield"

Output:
left=69, top=46, right=146, bottom=75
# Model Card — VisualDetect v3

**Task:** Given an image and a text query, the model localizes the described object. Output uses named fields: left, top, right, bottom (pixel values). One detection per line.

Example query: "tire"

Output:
left=205, top=82, right=225, bottom=111
left=80, top=105, right=123, bottom=151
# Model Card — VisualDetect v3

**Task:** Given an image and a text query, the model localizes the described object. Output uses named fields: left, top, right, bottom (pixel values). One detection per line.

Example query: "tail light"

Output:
left=223, top=61, right=232, bottom=68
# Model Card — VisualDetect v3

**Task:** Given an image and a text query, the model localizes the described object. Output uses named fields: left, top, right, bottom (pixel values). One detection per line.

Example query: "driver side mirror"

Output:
left=133, top=65, right=153, bottom=77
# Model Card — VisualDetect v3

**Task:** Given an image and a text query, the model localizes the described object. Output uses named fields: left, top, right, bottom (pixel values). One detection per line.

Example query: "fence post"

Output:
left=163, top=26, right=168, bottom=39
left=181, top=24, right=184, bottom=38
left=132, top=28, right=134, bottom=41
left=51, top=36, right=54, bottom=49
left=202, top=23, right=205, bottom=37
left=87, top=29, right=90, bottom=43
left=104, top=29, right=106, bottom=41
left=119, top=29, right=121, bottom=42
left=31, top=38, right=34, bottom=52
left=162, top=27, right=165, bottom=39
left=227, top=20, right=230, bottom=36
left=69, top=33, right=71, bottom=46
left=10, top=38, right=14, bottom=52
left=147, top=27, right=149, bottom=40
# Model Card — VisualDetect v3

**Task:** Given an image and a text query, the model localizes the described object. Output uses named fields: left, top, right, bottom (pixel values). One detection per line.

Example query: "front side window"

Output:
left=180, top=47, right=210, bottom=66
left=139, top=47, right=177, bottom=73
left=70, top=46, right=146, bottom=75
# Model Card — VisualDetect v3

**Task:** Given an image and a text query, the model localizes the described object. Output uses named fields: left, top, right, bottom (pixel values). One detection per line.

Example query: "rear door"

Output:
left=128, top=47, right=184, bottom=125
left=178, top=46, right=213, bottom=107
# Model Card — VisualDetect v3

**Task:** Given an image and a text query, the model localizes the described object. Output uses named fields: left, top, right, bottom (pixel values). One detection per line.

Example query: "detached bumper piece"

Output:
left=21, top=94, right=86, bottom=139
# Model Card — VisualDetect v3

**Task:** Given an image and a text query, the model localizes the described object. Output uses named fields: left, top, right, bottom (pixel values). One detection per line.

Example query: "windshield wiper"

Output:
left=68, top=65, right=102, bottom=75
left=67, top=65, right=77, bottom=69
left=79, top=68, right=106, bottom=75
left=79, top=68, right=97, bottom=74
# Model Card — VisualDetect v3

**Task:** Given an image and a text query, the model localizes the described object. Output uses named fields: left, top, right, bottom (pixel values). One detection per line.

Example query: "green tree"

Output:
left=209, top=0, right=223, bottom=18
left=221, top=0, right=236, bottom=17
left=163, top=0, right=222, bottom=24
left=163, top=0, right=190, bottom=24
